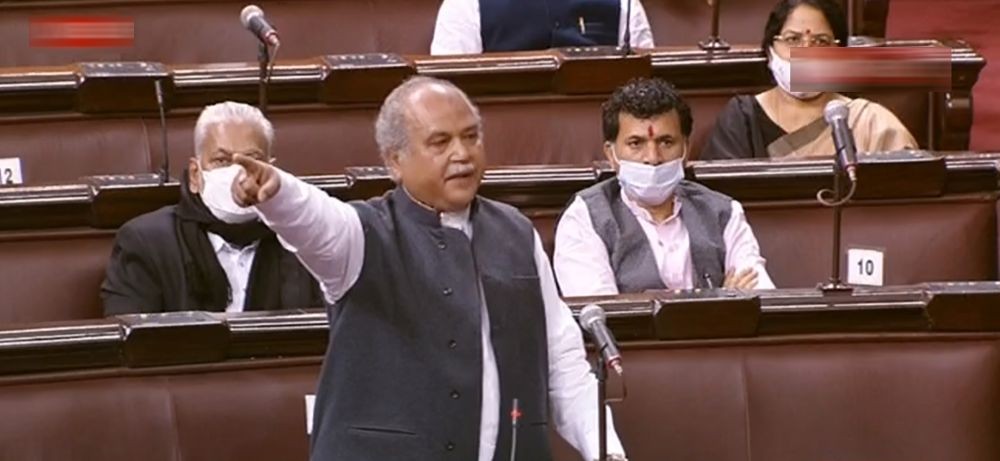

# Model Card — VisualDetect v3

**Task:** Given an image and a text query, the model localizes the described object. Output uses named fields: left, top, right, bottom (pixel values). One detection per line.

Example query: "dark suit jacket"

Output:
left=101, top=206, right=323, bottom=315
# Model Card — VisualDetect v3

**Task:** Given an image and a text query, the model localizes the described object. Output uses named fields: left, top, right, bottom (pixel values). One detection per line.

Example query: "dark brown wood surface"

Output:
left=0, top=151, right=995, bottom=232
left=4, top=281, right=999, bottom=377
left=0, top=41, right=982, bottom=114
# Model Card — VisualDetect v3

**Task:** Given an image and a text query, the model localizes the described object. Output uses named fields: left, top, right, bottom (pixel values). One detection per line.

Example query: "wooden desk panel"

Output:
left=2, top=282, right=1000, bottom=461
left=3, top=283, right=1000, bottom=375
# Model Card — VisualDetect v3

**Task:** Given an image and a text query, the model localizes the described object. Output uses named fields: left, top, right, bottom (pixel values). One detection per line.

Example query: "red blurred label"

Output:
left=790, top=46, right=952, bottom=92
left=30, top=16, right=134, bottom=48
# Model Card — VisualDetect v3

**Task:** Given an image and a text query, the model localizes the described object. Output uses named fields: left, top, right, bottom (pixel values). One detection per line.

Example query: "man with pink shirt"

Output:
left=554, top=77, right=774, bottom=296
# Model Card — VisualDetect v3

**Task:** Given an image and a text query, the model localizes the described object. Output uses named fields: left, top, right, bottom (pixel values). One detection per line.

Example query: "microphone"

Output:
left=240, top=5, right=280, bottom=47
left=153, top=79, right=169, bottom=186
left=579, top=304, right=623, bottom=375
left=509, top=398, right=520, bottom=461
left=621, top=0, right=633, bottom=56
left=824, top=100, right=858, bottom=182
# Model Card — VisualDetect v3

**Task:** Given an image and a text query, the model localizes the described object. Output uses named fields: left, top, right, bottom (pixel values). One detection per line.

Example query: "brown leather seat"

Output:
left=647, top=0, right=888, bottom=46
left=530, top=194, right=999, bottom=287
left=748, top=197, right=997, bottom=287
left=0, top=117, right=151, bottom=184
left=0, top=230, right=113, bottom=325
left=1, top=91, right=931, bottom=184
left=1, top=179, right=996, bottom=324
left=552, top=335, right=1000, bottom=460
left=0, top=0, right=442, bottom=67
left=0, top=359, right=319, bottom=460
left=1, top=332, right=996, bottom=461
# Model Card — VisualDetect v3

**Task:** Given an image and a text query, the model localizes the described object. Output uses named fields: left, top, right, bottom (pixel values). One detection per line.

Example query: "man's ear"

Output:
left=602, top=142, right=618, bottom=170
left=187, top=158, right=202, bottom=193
left=385, top=150, right=404, bottom=183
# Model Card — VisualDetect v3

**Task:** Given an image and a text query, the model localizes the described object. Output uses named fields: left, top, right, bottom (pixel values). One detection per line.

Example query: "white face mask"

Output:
left=613, top=147, right=685, bottom=207
left=199, top=164, right=258, bottom=224
left=768, top=47, right=822, bottom=100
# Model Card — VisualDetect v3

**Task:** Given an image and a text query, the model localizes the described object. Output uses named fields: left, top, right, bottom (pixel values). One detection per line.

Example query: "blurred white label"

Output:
left=305, top=394, right=316, bottom=435
left=0, top=157, right=23, bottom=185
left=847, top=247, right=885, bottom=286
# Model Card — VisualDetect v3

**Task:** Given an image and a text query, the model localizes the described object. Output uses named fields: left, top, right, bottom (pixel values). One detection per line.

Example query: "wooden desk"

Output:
left=2, top=283, right=999, bottom=461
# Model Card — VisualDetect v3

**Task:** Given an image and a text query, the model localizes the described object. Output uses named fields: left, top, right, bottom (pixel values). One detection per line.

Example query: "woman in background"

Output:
left=701, top=0, right=916, bottom=160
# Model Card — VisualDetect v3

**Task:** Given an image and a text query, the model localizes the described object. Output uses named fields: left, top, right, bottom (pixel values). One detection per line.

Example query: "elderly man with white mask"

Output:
left=101, top=101, right=322, bottom=315
left=554, top=78, right=775, bottom=296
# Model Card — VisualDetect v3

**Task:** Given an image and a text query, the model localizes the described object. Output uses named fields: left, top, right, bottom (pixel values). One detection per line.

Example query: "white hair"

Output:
left=193, top=101, right=274, bottom=158
left=374, top=76, right=481, bottom=161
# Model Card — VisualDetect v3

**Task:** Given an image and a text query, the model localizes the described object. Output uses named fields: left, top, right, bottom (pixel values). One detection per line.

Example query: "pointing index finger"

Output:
left=232, top=153, right=260, bottom=175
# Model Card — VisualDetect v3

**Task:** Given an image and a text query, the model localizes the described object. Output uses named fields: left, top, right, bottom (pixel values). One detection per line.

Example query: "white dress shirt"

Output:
left=554, top=193, right=775, bottom=297
left=255, top=170, right=625, bottom=461
left=431, top=0, right=655, bottom=55
left=205, top=232, right=259, bottom=313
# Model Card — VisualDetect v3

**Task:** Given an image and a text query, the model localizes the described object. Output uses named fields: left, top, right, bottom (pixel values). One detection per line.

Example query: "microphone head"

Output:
left=579, top=304, right=606, bottom=332
left=824, top=99, right=849, bottom=124
left=240, top=5, right=264, bottom=27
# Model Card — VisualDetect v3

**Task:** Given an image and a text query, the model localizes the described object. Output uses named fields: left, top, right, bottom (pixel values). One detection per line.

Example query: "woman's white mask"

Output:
left=768, top=47, right=822, bottom=100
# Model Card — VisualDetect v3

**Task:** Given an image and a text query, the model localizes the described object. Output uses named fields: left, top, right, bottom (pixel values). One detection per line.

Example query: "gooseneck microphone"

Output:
left=824, top=100, right=858, bottom=182
left=240, top=5, right=280, bottom=47
left=579, top=304, right=623, bottom=375
left=509, top=398, right=520, bottom=461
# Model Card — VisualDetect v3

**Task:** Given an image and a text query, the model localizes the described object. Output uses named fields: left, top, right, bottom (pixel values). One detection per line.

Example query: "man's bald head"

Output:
left=374, top=76, right=481, bottom=161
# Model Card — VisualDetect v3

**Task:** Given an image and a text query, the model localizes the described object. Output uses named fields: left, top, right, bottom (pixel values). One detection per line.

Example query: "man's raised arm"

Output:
left=232, top=154, right=364, bottom=303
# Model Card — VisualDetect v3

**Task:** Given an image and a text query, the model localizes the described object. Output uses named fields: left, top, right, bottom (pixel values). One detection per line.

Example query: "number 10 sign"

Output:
left=846, top=246, right=885, bottom=286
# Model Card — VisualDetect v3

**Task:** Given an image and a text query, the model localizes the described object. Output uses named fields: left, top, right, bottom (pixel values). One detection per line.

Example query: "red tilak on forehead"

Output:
left=647, top=125, right=655, bottom=138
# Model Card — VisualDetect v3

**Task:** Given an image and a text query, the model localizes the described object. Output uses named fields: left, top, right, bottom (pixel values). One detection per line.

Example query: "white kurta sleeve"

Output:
left=254, top=169, right=366, bottom=303
left=722, top=200, right=775, bottom=289
left=535, top=230, right=627, bottom=460
left=430, top=0, right=483, bottom=54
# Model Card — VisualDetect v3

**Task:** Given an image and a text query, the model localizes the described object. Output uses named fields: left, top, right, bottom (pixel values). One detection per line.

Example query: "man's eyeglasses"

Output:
left=773, top=32, right=839, bottom=47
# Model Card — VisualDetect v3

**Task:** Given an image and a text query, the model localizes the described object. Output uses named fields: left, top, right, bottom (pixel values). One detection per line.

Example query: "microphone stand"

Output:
left=620, top=0, right=633, bottom=56
left=698, top=0, right=730, bottom=51
left=153, top=79, right=169, bottom=186
left=596, top=352, right=608, bottom=461
left=847, top=0, right=855, bottom=37
left=820, top=157, right=853, bottom=293
left=257, top=42, right=270, bottom=114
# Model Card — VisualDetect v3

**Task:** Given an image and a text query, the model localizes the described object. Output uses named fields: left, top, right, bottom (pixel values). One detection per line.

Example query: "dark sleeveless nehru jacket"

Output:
left=309, top=188, right=552, bottom=461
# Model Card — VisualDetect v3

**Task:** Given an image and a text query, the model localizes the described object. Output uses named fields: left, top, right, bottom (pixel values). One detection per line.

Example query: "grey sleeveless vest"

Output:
left=578, top=178, right=732, bottom=292
left=308, top=188, right=551, bottom=461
